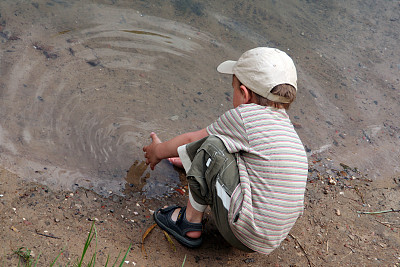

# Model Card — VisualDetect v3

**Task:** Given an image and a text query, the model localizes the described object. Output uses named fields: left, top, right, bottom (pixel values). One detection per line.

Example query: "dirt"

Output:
left=1, top=158, right=400, bottom=266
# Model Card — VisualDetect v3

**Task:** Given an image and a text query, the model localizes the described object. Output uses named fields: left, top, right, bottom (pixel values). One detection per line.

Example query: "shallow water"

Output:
left=0, top=0, right=399, bottom=198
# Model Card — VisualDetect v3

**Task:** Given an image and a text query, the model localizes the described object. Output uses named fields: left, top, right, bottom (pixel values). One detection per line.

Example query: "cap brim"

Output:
left=217, top=60, right=236, bottom=74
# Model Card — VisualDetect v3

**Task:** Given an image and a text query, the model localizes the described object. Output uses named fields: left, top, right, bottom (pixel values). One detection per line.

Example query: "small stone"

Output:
left=54, top=218, right=60, bottom=223
left=329, top=177, right=337, bottom=185
left=335, top=209, right=341, bottom=216
left=170, top=115, right=179, bottom=121
left=243, top=258, right=255, bottom=263
left=87, top=59, right=100, bottom=67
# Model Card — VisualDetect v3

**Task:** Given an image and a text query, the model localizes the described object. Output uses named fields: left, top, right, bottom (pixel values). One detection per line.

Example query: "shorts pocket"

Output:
left=228, top=183, right=244, bottom=226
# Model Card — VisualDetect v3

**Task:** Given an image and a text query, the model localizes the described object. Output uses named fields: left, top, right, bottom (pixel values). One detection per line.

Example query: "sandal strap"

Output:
left=159, top=205, right=181, bottom=214
left=176, top=206, right=203, bottom=234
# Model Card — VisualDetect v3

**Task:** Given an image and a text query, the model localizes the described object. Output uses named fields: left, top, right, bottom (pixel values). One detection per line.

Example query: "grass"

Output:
left=12, top=247, right=40, bottom=267
left=9, top=222, right=131, bottom=267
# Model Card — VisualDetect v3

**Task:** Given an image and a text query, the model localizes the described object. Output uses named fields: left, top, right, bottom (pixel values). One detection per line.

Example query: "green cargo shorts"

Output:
left=178, top=135, right=253, bottom=252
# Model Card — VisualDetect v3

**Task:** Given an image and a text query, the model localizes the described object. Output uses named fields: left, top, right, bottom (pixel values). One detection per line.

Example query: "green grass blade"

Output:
left=49, top=248, right=63, bottom=267
left=111, top=250, right=122, bottom=267
left=117, top=243, right=132, bottom=267
left=33, top=252, right=41, bottom=267
left=90, top=223, right=98, bottom=267
left=104, top=255, right=110, bottom=267
left=78, top=221, right=96, bottom=266
left=181, top=254, right=187, bottom=267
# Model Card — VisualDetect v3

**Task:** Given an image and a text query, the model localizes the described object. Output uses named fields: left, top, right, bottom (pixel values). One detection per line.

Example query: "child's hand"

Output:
left=143, top=132, right=162, bottom=170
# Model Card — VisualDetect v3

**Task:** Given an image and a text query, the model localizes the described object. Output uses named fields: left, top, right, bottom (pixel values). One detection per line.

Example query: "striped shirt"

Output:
left=206, top=103, right=308, bottom=255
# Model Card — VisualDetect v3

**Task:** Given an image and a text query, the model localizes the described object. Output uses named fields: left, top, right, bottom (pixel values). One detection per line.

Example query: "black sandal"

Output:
left=154, top=205, right=203, bottom=248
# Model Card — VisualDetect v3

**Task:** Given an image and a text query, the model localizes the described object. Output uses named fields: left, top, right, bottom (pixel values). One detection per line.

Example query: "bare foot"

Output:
left=168, top=157, right=184, bottom=169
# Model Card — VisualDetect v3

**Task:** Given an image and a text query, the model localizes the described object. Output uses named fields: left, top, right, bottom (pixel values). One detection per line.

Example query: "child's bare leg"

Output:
left=168, top=157, right=184, bottom=169
left=169, top=199, right=204, bottom=239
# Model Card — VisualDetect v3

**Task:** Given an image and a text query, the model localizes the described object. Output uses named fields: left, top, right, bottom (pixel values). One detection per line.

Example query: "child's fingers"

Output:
left=150, top=132, right=161, bottom=143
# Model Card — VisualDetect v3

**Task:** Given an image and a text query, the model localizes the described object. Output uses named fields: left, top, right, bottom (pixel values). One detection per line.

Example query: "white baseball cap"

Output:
left=217, top=47, right=297, bottom=103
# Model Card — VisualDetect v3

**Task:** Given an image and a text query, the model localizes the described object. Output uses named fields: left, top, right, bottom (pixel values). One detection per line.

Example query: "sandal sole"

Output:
left=154, top=207, right=203, bottom=248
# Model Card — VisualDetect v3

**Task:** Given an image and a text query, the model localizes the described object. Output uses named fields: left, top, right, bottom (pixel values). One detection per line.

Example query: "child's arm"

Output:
left=143, top=128, right=208, bottom=170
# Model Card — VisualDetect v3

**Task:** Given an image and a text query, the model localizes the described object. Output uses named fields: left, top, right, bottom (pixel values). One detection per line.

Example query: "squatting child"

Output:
left=143, top=47, right=308, bottom=254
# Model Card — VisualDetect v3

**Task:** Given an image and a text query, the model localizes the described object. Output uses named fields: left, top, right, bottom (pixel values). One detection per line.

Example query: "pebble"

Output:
left=335, top=209, right=341, bottom=216
left=244, top=258, right=255, bottom=263
left=170, top=115, right=179, bottom=121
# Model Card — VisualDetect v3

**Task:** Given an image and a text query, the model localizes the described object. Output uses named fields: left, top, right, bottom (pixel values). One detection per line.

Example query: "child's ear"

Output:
left=240, top=85, right=252, bottom=103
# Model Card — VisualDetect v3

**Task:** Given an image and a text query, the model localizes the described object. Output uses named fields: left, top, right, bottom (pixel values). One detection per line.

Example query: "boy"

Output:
left=143, top=47, right=308, bottom=254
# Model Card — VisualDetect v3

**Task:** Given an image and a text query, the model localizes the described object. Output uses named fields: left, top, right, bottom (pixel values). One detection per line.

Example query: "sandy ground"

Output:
left=1, top=157, right=400, bottom=266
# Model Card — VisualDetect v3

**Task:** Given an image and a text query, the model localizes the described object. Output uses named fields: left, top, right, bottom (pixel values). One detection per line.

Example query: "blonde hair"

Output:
left=254, top=84, right=296, bottom=110
left=236, top=75, right=296, bottom=110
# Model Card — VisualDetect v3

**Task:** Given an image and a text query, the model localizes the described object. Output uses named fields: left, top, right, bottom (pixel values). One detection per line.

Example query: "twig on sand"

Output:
left=356, top=208, right=400, bottom=215
left=288, top=233, right=315, bottom=267
left=375, top=219, right=400, bottom=228
left=34, top=230, right=61, bottom=239
left=354, top=186, right=365, bottom=204
left=141, top=223, right=157, bottom=257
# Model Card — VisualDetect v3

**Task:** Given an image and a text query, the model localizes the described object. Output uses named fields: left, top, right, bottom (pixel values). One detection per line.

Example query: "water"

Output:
left=0, top=0, right=399, bottom=198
